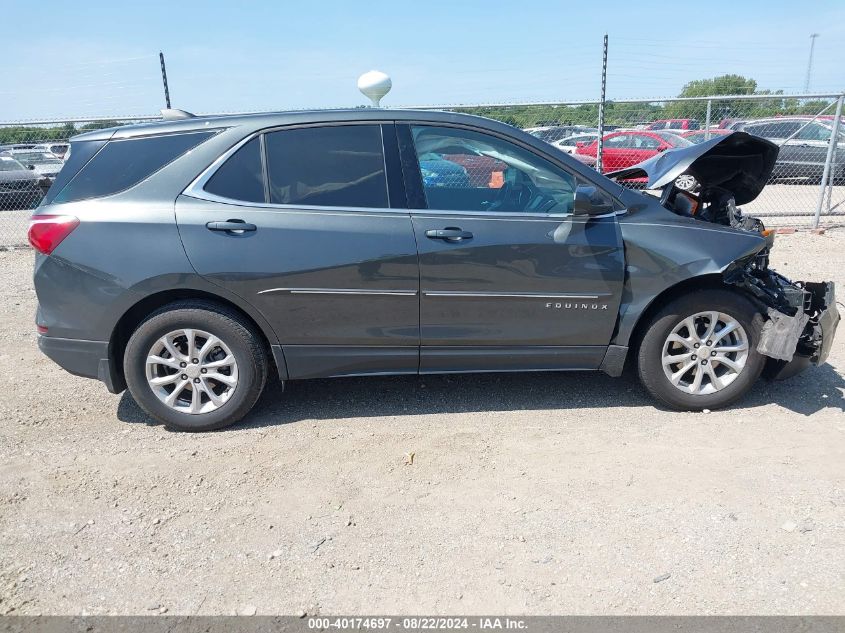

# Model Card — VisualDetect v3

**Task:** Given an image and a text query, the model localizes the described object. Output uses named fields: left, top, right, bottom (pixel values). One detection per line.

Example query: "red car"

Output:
left=576, top=130, right=693, bottom=172
left=576, top=131, right=697, bottom=189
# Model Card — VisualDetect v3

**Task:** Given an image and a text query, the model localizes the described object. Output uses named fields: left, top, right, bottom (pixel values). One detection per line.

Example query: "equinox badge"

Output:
left=546, top=302, right=609, bottom=310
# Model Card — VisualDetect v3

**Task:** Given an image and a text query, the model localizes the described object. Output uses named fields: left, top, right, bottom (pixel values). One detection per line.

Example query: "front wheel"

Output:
left=637, top=289, right=765, bottom=410
left=124, top=300, right=268, bottom=431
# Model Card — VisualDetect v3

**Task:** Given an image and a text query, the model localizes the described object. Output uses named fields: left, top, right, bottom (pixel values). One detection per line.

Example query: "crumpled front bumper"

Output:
left=725, top=257, right=840, bottom=380
left=764, top=281, right=840, bottom=379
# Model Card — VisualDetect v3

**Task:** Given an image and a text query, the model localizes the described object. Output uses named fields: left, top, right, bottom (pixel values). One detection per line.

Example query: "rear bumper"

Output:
left=37, top=335, right=125, bottom=393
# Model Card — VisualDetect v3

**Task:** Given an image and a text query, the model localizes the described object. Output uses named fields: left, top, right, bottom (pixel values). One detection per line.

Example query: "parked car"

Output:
left=30, top=111, right=838, bottom=431
left=33, top=142, right=70, bottom=159
left=728, top=117, right=845, bottom=183
left=647, top=119, right=700, bottom=131
left=552, top=133, right=599, bottom=154
left=4, top=150, right=64, bottom=191
left=0, top=143, right=38, bottom=151
left=0, top=153, right=45, bottom=210
left=575, top=130, right=698, bottom=189
left=680, top=129, right=732, bottom=144
left=524, top=125, right=598, bottom=143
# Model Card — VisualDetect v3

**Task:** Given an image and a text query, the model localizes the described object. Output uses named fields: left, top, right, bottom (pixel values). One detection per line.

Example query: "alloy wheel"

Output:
left=661, top=311, right=749, bottom=395
left=674, top=174, right=697, bottom=191
left=144, top=328, right=239, bottom=414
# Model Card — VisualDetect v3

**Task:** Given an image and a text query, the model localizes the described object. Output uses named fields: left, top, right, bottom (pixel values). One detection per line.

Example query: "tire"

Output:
left=124, top=300, right=268, bottom=431
left=637, top=289, right=765, bottom=411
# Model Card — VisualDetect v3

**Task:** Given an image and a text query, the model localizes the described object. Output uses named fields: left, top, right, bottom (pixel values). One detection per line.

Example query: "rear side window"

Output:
left=264, top=125, right=388, bottom=208
left=53, top=131, right=214, bottom=204
left=42, top=139, right=106, bottom=205
left=204, top=137, right=265, bottom=203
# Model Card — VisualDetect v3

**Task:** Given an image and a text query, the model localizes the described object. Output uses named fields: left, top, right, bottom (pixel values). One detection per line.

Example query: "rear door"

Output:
left=398, top=123, right=624, bottom=373
left=176, top=123, right=420, bottom=379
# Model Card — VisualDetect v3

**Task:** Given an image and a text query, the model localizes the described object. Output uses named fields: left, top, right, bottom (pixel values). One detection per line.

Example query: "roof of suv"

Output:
left=71, top=108, right=514, bottom=143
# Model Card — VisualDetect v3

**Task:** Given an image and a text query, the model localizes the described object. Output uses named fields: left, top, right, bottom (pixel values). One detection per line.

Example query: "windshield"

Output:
left=654, top=132, right=694, bottom=147
left=528, top=128, right=557, bottom=141
left=12, top=152, right=62, bottom=165
left=564, top=134, right=597, bottom=145
left=0, top=156, right=27, bottom=171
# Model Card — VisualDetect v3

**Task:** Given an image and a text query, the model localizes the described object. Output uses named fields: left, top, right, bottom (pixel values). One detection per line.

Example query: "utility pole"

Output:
left=159, top=51, right=171, bottom=109
left=596, top=34, right=608, bottom=174
left=804, top=33, right=819, bottom=93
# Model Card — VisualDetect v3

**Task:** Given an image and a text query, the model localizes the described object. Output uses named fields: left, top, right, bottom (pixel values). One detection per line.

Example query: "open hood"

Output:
left=605, top=131, right=778, bottom=205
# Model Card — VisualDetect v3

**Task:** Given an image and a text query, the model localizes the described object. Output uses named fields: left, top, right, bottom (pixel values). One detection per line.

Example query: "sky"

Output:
left=2, top=0, right=844, bottom=121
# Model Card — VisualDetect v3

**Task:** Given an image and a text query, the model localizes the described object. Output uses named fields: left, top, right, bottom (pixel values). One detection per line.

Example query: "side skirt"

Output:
left=420, top=346, right=606, bottom=373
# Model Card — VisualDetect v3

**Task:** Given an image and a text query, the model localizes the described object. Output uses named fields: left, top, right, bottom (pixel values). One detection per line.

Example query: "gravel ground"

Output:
left=0, top=229, right=844, bottom=616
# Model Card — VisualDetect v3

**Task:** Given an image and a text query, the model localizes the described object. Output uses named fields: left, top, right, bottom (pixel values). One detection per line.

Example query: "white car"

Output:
left=552, top=133, right=599, bottom=154
left=4, top=150, right=64, bottom=184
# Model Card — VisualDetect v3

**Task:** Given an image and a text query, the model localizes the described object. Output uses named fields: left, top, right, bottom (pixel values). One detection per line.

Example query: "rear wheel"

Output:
left=124, top=300, right=268, bottom=431
left=637, top=289, right=765, bottom=410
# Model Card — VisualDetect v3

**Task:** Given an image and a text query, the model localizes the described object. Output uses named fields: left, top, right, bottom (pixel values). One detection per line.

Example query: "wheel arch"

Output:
left=623, top=274, right=729, bottom=355
left=108, top=288, right=285, bottom=393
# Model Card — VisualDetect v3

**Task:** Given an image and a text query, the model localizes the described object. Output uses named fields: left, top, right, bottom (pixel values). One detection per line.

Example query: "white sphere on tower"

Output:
left=357, top=70, right=392, bottom=107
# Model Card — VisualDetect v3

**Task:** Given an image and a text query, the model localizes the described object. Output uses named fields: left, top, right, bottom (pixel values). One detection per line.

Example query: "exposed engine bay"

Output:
left=607, top=132, right=840, bottom=377
left=669, top=184, right=839, bottom=377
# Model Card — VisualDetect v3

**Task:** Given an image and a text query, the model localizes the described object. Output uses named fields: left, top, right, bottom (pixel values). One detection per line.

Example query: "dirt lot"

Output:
left=0, top=230, right=844, bottom=616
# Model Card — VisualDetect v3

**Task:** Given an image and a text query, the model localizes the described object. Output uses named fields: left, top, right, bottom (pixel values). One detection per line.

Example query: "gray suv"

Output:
left=31, top=109, right=839, bottom=431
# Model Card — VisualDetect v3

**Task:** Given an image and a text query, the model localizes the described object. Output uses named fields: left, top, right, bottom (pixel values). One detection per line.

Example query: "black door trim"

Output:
left=419, top=345, right=607, bottom=373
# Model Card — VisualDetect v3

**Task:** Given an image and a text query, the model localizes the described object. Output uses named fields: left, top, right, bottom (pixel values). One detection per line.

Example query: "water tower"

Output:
left=357, top=71, right=392, bottom=107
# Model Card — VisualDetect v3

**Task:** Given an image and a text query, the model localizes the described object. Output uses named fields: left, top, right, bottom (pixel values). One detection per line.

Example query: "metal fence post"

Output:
left=813, top=93, right=844, bottom=228
left=704, top=99, right=712, bottom=140
left=596, top=34, right=608, bottom=174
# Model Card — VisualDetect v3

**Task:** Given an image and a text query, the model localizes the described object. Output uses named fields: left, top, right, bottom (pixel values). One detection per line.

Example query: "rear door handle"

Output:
left=206, top=220, right=257, bottom=233
left=425, top=227, right=473, bottom=242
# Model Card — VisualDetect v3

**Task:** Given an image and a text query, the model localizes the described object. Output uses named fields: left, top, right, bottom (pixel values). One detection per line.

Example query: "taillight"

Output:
left=28, top=215, right=80, bottom=255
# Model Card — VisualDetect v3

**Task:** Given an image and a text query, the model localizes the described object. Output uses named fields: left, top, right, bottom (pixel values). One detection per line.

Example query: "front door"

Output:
left=176, top=123, right=420, bottom=379
left=398, top=123, right=625, bottom=373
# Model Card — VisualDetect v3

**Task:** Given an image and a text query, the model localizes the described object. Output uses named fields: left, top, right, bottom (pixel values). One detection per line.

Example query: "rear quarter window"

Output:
left=203, top=137, right=265, bottom=203
left=52, top=131, right=215, bottom=204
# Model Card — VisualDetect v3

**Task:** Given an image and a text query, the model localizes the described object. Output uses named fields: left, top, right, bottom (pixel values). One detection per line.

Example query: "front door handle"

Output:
left=206, top=220, right=257, bottom=233
left=425, top=227, right=473, bottom=242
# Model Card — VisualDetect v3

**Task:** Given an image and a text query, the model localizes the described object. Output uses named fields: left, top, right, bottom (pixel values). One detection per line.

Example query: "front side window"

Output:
left=745, top=123, right=773, bottom=138
left=766, top=122, right=801, bottom=138
left=53, top=131, right=214, bottom=204
left=604, top=134, right=631, bottom=148
left=410, top=125, right=577, bottom=214
left=264, top=125, right=388, bottom=208
left=796, top=123, right=831, bottom=142
left=632, top=135, right=662, bottom=149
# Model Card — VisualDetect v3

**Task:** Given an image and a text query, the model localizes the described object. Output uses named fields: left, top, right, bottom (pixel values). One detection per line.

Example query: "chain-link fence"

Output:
left=2, top=94, right=843, bottom=248
left=0, top=116, right=159, bottom=247
left=428, top=93, right=845, bottom=227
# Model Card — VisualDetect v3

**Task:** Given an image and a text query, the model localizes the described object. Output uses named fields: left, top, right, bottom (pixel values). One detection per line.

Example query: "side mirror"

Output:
left=573, top=185, right=614, bottom=216
left=656, top=146, right=668, bottom=152
left=26, top=164, right=36, bottom=170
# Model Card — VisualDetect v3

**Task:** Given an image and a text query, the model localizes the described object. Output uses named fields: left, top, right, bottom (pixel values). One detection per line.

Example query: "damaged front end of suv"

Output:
left=609, top=131, right=840, bottom=380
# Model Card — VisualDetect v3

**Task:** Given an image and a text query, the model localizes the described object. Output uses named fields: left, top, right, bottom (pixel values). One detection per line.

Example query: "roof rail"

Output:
left=160, top=108, right=196, bottom=120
